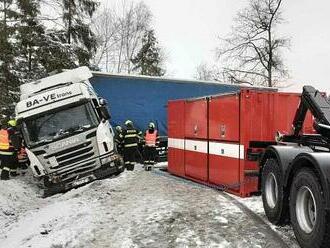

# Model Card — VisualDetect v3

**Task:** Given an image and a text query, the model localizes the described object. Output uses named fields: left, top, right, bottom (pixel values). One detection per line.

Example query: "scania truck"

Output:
left=15, top=67, right=124, bottom=195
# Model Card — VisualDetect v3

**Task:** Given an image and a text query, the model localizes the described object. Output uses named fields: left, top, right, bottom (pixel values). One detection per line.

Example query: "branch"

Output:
left=224, top=68, right=268, bottom=79
left=269, top=0, right=283, bottom=26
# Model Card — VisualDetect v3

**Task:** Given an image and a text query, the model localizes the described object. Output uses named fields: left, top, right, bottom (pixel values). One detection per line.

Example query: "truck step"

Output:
left=244, top=170, right=259, bottom=177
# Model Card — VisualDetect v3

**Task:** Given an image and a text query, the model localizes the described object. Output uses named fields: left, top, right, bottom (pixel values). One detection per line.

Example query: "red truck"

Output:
left=168, top=86, right=330, bottom=248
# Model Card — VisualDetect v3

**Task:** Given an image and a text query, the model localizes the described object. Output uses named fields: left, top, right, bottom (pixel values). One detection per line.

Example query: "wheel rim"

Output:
left=296, top=186, right=317, bottom=234
left=265, top=172, right=278, bottom=208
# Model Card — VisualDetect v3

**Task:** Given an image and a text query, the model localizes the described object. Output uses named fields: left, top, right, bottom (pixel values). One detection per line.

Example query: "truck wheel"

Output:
left=290, top=168, right=330, bottom=248
left=261, top=158, right=289, bottom=225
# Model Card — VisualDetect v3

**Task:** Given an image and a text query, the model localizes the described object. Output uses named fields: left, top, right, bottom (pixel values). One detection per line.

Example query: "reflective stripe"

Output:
left=125, top=143, right=138, bottom=147
left=127, top=130, right=136, bottom=133
left=2, top=167, right=10, bottom=171
left=168, top=138, right=185, bottom=150
left=209, top=142, right=244, bottom=159
left=0, top=151, right=14, bottom=155
left=185, top=140, right=208, bottom=153
left=168, top=138, right=245, bottom=159
left=125, top=134, right=137, bottom=138
left=125, top=161, right=130, bottom=164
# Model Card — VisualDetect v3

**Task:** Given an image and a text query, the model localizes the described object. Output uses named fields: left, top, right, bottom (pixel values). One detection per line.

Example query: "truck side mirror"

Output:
left=99, top=106, right=110, bottom=121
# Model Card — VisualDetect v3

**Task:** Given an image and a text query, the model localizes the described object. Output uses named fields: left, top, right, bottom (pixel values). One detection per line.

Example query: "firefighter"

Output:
left=123, top=120, right=140, bottom=171
left=17, top=145, right=29, bottom=174
left=114, top=125, right=124, bottom=156
left=0, top=119, right=21, bottom=180
left=143, top=122, right=160, bottom=170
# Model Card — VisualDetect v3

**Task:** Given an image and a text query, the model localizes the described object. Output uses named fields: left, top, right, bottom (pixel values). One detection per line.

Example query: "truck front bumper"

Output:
left=44, top=152, right=125, bottom=196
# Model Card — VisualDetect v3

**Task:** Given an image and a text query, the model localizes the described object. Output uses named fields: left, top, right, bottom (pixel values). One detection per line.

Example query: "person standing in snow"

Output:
left=123, top=120, right=140, bottom=171
left=114, top=125, right=124, bottom=156
left=143, top=122, right=159, bottom=170
left=0, top=119, right=22, bottom=180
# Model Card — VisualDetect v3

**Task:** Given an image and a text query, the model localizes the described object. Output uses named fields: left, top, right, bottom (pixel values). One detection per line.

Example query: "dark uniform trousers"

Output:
left=123, top=128, right=139, bottom=171
left=144, top=146, right=156, bottom=164
left=0, top=152, right=18, bottom=178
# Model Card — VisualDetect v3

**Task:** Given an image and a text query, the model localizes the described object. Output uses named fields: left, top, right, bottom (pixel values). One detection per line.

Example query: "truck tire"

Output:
left=261, top=158, right=289, bottom=225
left=289, top=168, right=330, bottom=248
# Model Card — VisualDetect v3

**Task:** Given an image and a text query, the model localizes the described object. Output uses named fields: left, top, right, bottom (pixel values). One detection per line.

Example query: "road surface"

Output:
left=0, top=165, right=299, bottom=248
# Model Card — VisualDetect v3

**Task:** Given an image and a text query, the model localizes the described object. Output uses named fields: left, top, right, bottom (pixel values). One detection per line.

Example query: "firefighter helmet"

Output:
left=125, top=120, right=133, bottom=127
left=7, top=119, right=17, bottom=127
left=115, top=125, right=122, bottom=132
left=148, top=122, right=155, bottom=129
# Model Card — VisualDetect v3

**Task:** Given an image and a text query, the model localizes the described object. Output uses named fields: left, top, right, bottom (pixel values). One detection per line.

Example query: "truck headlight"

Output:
left=101, top=156, right=112, bottom=165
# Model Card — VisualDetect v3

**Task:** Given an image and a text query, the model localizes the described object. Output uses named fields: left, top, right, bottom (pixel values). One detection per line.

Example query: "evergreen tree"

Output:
left=131, top=30, right=165, bottom=76
left=0, top=0, right=20, bottom=116
left=38, top=30, right=78, bottom=73
left=61, top=0, right=99, bottom=66
left=15, top=0, right=47, bottom=82
left=15, top=0, right=79, bottom=82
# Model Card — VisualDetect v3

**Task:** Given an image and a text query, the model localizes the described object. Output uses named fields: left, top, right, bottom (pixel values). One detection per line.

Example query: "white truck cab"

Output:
left=16, top=67, right=124, bottom=195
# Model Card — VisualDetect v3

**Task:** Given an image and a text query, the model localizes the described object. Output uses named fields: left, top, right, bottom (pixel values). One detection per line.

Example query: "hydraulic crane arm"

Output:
left=292, top=86, right=330, bottom=137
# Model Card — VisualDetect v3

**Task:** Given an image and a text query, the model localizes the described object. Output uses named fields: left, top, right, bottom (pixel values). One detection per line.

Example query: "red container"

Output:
left=168, top=89, right=314, bottom=197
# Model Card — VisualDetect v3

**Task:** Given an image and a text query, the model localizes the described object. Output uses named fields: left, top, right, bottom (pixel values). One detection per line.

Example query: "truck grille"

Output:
left=45, top=141, right=96, bottom=169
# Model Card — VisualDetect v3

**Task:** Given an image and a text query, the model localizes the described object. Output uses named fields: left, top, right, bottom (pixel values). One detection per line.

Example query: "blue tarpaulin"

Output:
left=90, top=73, right=240, bottom=136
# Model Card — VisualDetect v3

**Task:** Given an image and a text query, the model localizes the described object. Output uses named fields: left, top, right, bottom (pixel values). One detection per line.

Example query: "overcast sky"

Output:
left=105, top=0, right=330, bottom=91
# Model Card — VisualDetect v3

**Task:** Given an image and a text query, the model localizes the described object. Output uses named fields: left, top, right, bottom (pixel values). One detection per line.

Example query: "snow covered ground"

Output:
left=0, top=165, right=299, bottom=248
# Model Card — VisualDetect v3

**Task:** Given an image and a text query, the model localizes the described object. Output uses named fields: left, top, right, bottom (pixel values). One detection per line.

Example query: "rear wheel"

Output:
left=261, top=158, right=289, bottom=225
left=290, top=168, right=330, bottom=248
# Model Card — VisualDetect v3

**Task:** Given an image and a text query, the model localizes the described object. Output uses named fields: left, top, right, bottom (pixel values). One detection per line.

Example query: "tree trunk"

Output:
left=67, top=0, right=72, bottom=44
left=267, top=28, right=272, bottom=87
left=3, top=0, right=9, bottom=98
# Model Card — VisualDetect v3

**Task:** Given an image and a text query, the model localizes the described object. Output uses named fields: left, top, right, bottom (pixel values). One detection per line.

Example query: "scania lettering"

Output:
left=16, top=67, right=124, bottom=196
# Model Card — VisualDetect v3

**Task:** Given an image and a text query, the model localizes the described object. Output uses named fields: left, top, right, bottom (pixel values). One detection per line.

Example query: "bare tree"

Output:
left=194, top=63, right=221, bottom=81
left=92, top=8, right=120, bottom=71
left=217, top=0, right=289, bottom=87
left=92, top=0, right=152, bottom=74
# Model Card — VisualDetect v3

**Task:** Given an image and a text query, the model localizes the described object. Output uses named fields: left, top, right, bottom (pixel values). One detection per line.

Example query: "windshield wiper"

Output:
left=55, top=125, right=91, bottom=137
left=64, top=124, right=92, bottom=134
left=73, top=124, right=92, bottom=132
left=32, top=138, right=53, bottom=146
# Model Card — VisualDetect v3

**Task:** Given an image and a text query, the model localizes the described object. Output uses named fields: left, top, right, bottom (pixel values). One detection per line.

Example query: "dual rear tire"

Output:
left=289, top=168, right=330, bottom=248
left=261, top=158, right=289, bottom=225
left=262, top=159, right=330, bottom=248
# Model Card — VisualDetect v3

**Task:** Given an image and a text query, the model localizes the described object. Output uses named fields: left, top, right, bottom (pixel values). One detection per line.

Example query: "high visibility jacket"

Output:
left=123, top=127, right=139, bottom=148
left=145, top=130, right=159, bottom=147
left=0, top=129, right=14, bottom=155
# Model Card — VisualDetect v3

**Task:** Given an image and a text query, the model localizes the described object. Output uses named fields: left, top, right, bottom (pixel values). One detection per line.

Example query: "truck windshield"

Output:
left=24, top=103, right=99, bottom=146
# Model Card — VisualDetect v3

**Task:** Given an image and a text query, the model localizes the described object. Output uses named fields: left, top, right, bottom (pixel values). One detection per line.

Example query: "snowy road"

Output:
left=0, top=166, right=299, bottom=248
